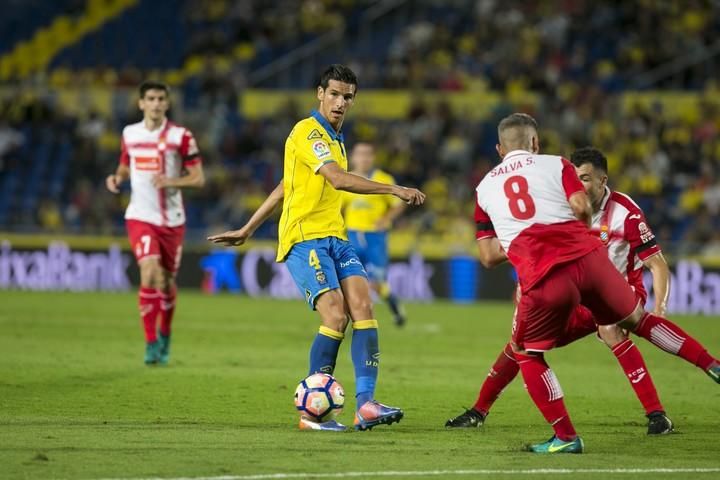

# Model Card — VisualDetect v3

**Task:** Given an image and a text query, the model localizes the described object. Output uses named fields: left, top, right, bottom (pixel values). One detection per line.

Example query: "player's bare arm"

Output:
left=477, top=237, right=508, bottom=269
left=318, top=162, right=425, bottom=205
left=106, top=164, right=130, bottom=194
left=207, top=181, right=284, bottom=246
left=643, top=252, right=670, bottom=316
left=568, top=190, right=592, bottom=227
left=152, top=164, right=205, bottom=189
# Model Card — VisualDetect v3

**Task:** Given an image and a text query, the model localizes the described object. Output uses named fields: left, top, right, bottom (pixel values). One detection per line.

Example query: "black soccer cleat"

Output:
left=445, top=408, right=486, bottom=428
left=647, top=411, right=674, bottom=435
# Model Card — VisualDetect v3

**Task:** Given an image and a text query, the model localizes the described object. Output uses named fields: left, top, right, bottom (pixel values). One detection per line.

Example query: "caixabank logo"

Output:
left=200, top=249, right=435, bottom=301
left=0, top=241, right=131, bottom=291
left=643, top=261, right=720, bottom=315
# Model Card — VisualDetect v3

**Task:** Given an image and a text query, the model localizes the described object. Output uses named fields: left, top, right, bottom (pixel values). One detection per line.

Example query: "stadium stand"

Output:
left=0, top=0, right=719, bottom=258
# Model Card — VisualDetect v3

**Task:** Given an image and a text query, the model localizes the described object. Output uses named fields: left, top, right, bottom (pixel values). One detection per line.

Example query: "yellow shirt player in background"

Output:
left=343, top=143, right=408, bottom=326
left=208, top=64, right=425, bottom=432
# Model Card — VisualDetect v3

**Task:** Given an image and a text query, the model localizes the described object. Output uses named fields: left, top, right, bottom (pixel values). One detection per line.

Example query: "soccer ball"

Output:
left=294, top=373, right=345, bottom=422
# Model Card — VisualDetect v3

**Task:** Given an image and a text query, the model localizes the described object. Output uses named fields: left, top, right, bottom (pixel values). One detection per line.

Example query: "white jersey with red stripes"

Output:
left=120, top=119, right=201, bottom=227
left=475, top=150, right=603, bottom=290
left=590, top=187, right=661, bottom=303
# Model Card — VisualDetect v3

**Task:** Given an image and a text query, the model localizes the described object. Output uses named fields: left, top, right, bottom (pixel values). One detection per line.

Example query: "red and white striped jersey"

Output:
left=590, top=187, right=661, bottom=303
left=119, top=119, right=201, bottom=227
left=475, top=150, right=603, bottom=290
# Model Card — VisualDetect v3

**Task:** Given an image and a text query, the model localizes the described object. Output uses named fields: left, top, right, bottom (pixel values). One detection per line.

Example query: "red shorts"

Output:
left=126, top=219, right=185, bottom=273
left=512, top=248, right=640, bottom=352
left=556, top=289, right=646, bottom=347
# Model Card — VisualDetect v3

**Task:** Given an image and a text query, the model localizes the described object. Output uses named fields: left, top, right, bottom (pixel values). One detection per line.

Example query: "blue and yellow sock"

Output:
left=379, top=282, right=402, bottom=317
left=351, top=319, right=379, bottom=409
left=308, top=326, right=344, bottom=375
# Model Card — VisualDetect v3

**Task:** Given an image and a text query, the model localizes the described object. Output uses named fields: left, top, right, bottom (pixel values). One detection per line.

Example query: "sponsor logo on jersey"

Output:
left=312, top=140, right=331, bottom=160
left=134, top=156, right=161, bottom=171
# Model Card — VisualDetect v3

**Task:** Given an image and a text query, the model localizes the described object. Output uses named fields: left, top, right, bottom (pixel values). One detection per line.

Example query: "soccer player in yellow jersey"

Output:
left=208, top=65, right=425, bottom=431
left=343, top=143, right=408, bottom=326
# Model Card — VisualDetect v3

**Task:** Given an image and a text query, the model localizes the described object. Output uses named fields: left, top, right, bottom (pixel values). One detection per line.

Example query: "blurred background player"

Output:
left=208, top=65, right=425, bottom=431
left=343, top=142, right=407, bottom=327
left=472, top=114, right=720, bottom=453
left=106, top=81, right=205, bottom=365
left=447, top=146, right=720, bottom=434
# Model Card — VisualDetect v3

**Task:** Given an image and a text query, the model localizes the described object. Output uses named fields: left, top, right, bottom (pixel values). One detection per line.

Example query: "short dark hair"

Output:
left=571, top=146, right=608, bottom=173
left=318, top=64, right=358, bottom=90
left=139, top=80, right=169, bottom=98
left=497, top=113, right=538, bottom=135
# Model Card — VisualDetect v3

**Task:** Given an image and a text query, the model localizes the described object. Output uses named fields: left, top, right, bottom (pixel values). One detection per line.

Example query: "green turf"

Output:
left=0, top=291, right=719, bottom=480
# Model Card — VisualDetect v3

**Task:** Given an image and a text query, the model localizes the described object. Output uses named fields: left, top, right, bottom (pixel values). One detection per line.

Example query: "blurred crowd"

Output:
left=1, top=0, right=719, bottom=257
left=353, top=0, right=718, bottom=91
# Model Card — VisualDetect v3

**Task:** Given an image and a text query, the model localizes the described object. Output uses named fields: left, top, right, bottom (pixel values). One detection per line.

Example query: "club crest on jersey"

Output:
left=312, top=140, right=331, bottom=160
left=600, top=225, right=609, bottom=243
left=315, top=270, right=327, bottom=285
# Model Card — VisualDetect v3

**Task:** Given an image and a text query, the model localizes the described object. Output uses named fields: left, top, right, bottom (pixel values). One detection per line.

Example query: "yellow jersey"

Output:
left=343, top=169, right=401, bottom=232
left=276, top=110, right=348, bottom=262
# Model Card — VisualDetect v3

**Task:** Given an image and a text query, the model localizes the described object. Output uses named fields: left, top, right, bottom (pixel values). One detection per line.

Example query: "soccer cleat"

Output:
left=445, top=408, right=486, bottom=428
left=527, top=435, right=584, bottom=454
left=354, top=400, right=404, bottom=431
left=393, top=312, right=407, bottom=328
left=144, top=341, right=161, bottom=365
left=647, top=411, right=674, bottom=435
left=706, top=363, right=720, bottom=384
left=298, top=417, right=347, bottom=431
left=158, top=333, right=171, bottom=365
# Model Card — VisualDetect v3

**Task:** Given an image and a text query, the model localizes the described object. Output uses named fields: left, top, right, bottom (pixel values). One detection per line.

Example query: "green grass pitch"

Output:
left=1, top=290, right=719, bottom=480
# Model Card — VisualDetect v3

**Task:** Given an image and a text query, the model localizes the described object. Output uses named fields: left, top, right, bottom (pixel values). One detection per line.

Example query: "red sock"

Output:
left=515, top=352, right=577, bottom=441
left=473, top=343, right=520, bottom=415
left=139, top=287, right=161, bottom=343
left=159, top=286, right=177, bottom=337
left=611, top=339, right=664, bottom=415
left=634, top=313, right=718, bottom=371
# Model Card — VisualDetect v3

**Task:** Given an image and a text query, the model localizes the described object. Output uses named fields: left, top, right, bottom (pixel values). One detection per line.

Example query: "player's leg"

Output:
left=286, top=239, right=349, bottom=431
left=513, top=266, right=584, bottom=453
left=157, top=270, right=176, bottom=365
left=580, top=249, right=720, bottom=384
left=156, top=226, right=184, bottom=365
left=597, top=324, right=672, bottom=434
left=334, top=237, right=403, bottom=430
left=127, top=220, right=164, bottom=365
left=445, top=341, right=517, bottom=428
left=367, top=231, right=405, bottom=327
left=620, top=309, right=720, bottom=383
left=286, top=239, right=347, bottom=375
left=313, top=289, right=349, bottom=374
left=138, top=257, right=165, bottom=364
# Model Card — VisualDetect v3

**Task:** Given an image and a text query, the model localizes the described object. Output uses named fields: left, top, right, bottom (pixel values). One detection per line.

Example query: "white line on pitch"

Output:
left=96, top=467, right=720, bottom=480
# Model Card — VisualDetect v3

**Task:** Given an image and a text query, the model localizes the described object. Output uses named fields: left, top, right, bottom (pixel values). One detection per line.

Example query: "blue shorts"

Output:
left=285, top=237, right=367, bottom=310
left=347, top=230, right=388, bottom=282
